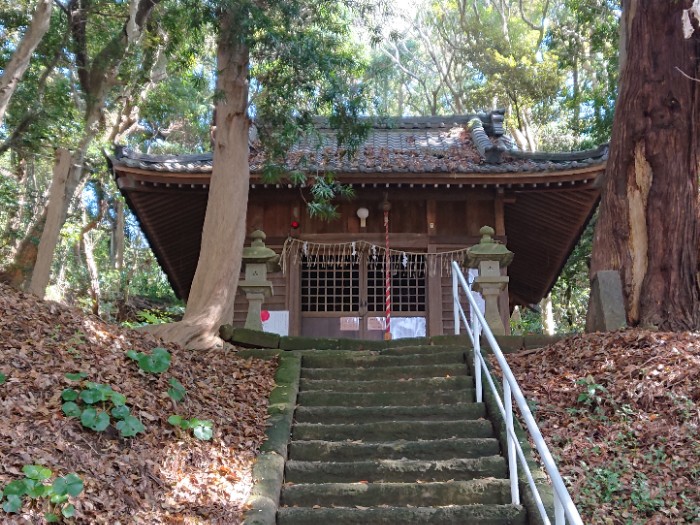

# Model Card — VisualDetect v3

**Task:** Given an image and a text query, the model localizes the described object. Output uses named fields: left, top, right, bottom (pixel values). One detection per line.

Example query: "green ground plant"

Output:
left=167, top=378, right=186, bottom=402
left=125, top=347, right=171, bottom=374
left=168, top=415, right=213, bottom=440
left=1, top=465, right=83, bottom=521
left=61, top=376, right=145, bottom=437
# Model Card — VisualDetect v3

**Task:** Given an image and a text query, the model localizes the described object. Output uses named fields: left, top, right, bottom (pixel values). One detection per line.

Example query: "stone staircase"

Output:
left=276, top=345, right=527, bottom=525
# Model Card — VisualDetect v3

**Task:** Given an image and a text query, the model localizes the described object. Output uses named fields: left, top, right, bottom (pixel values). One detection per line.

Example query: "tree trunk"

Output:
left=114, top=199, right=125, bottom=271
left=0, top=209, right=45, bottom=287
left=148, top=16, right=251, bottom=350
left=590, top=0, right=700, bottom=330
left=0, top=0, right=53, bottom=125
left=81, top=221, right=101, bottom=316
left=28, top=148, right=74, bottom=296
left=540, top=294, right=555, bottom=335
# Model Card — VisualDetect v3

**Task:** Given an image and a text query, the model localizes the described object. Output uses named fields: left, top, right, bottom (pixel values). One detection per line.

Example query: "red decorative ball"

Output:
left=290, top=220, right=300, bottom=229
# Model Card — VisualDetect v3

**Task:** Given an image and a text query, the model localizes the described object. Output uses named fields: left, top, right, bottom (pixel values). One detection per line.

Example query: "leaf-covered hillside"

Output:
left=508, top=330, right=700, bottom=524
left=0, top=282, right=277, bottom=524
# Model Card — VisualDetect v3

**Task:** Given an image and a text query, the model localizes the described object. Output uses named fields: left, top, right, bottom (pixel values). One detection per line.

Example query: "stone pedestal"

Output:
left=474, top=281, right=509, bottom=335
left=239, top=231, right=277, bottom=332
left=466, top=226, right=514, bottom=336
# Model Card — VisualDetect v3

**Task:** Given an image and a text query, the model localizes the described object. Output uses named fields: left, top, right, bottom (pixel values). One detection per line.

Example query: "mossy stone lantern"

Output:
left=239, top=230, right=277, bottom=331
left=466, top=226, right=514, bottom=335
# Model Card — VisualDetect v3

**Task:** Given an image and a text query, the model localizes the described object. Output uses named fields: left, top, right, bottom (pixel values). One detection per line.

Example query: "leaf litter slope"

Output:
left=506, top=329, right=700, bottom=524
left=0, top=282, right=277, bottom=524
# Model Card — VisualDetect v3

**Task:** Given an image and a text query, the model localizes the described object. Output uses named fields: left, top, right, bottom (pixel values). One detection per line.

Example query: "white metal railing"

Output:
left=451, top=261, right=583, bottom=525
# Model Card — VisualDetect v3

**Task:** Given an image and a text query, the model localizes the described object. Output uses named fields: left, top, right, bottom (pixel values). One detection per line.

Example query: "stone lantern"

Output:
left=239, top=230, right=277, bottom=331
left=466, top=226, right=514, bottom=335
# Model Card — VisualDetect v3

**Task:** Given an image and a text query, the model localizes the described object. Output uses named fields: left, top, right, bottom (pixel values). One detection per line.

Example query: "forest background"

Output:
left=0, top=0, right=620, bottom=333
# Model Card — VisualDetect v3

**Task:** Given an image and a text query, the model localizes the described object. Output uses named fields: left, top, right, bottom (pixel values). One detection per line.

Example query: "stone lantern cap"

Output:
left=242, top=230, right=277, bottom=263
left=466, top=226, right=514, bottom=268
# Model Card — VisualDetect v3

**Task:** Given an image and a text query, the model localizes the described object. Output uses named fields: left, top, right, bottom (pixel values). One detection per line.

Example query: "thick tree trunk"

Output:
left=148, top=18, right=250, bottom=350
left=0, top=0, right=53, bottom=125
left=590, top=0, right=700, bottom=330
left=28, top=148, right=74, bottom=296
left=0, top=209, right=45, bottom=287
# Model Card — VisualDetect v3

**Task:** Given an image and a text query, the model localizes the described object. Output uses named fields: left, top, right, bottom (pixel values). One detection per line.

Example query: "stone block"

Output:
left=586, top=270, right=627, bottom=332
left=226, top=327, right=280, bottom=349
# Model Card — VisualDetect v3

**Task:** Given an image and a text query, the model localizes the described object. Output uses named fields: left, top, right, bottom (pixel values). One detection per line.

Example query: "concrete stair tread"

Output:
left=277, top=503, right=526, bottom=525
left=281, top=478, right=511, bottom=507
left=302, top=352, right=466, bottom=368
left=285, top=456, right=508, bottom=483
left=300, top=375, right=474, bottom=393
left=301, top=363, right=468, bottom=380
left=294, top=403, right=486, bottom=423
left=292, top=419, right=494, bottom=441
left=288, top=437, right=501, bottom=461
left=298, top=389, right=474, bottom=407
left=378, top=345, right=473, bottom=356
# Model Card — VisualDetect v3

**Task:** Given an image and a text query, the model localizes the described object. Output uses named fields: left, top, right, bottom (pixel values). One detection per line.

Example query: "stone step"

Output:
left=277, top=503, right=526, bottom=525
left=300, top=375, right=473, bottom=394
left=281, top=478, right=511, bottom=507
left=294, top=403, right=486, bottom=424
left=288, top=437, right=501, bottom=462
left=378, top=345, right=471, bottom=356
left=302, top=351, right=466, bottom=369
left=284, top=456, right=507, bottom=483
left=292, top=419, right=494, bottom=441
left=301, top=363, right=467, bottom=381
left=297, top=388, right=474, bottom=407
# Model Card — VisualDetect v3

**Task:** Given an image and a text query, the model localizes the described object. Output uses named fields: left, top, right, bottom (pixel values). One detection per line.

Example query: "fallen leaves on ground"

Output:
left=0, top=282, right=278, bottom=524
left=505, top=329, right=700, bottom=524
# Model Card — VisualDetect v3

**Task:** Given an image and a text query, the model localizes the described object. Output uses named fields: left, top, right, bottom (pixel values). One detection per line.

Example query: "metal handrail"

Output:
left=451, top=261, right=583, bottom=525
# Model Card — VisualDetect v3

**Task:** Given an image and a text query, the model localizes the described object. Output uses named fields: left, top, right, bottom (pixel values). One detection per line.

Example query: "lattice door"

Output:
left=300, top=254, right=360, bottom=313
left=366, top=253, right=427, bottom=313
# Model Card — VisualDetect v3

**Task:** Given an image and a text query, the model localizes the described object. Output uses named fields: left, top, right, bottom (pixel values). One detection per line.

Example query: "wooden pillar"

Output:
left=427, top=244, right=443, bottom=336
left=426, top=199, right=443, bottom=335
left=494, top=188, right=506, bottom=236
left=287, top=253, right=301, bottom=336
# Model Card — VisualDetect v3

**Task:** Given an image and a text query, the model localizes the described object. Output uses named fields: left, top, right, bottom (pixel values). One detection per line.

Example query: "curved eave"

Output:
left=113, top=162, right=606, bottom=191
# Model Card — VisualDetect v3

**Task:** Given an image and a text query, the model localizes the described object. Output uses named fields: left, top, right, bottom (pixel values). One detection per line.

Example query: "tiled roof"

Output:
left=112, top=111, right=608, bottom=175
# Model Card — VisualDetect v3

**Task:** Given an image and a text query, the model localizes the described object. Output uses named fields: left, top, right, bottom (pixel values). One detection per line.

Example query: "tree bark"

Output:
left=81, top=209, right=104, bottom=316
left=148, top=15, right=250, bottom=350
left=0, top=0, right=53, bottom=125
left=114, top=199, right=125, bottom=271
left=590, top=0, right=700, bottom=330
left=28, top=148, right=73, bottom=296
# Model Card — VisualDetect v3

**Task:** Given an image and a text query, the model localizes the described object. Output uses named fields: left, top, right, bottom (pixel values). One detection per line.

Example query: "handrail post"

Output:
left=453, top=269, right=460, bottom=335
left=473, top=317, right=482, bottom=403
left=555, top=493, right=565, bottom=525
left=504, top=380, right=520, bottom=504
